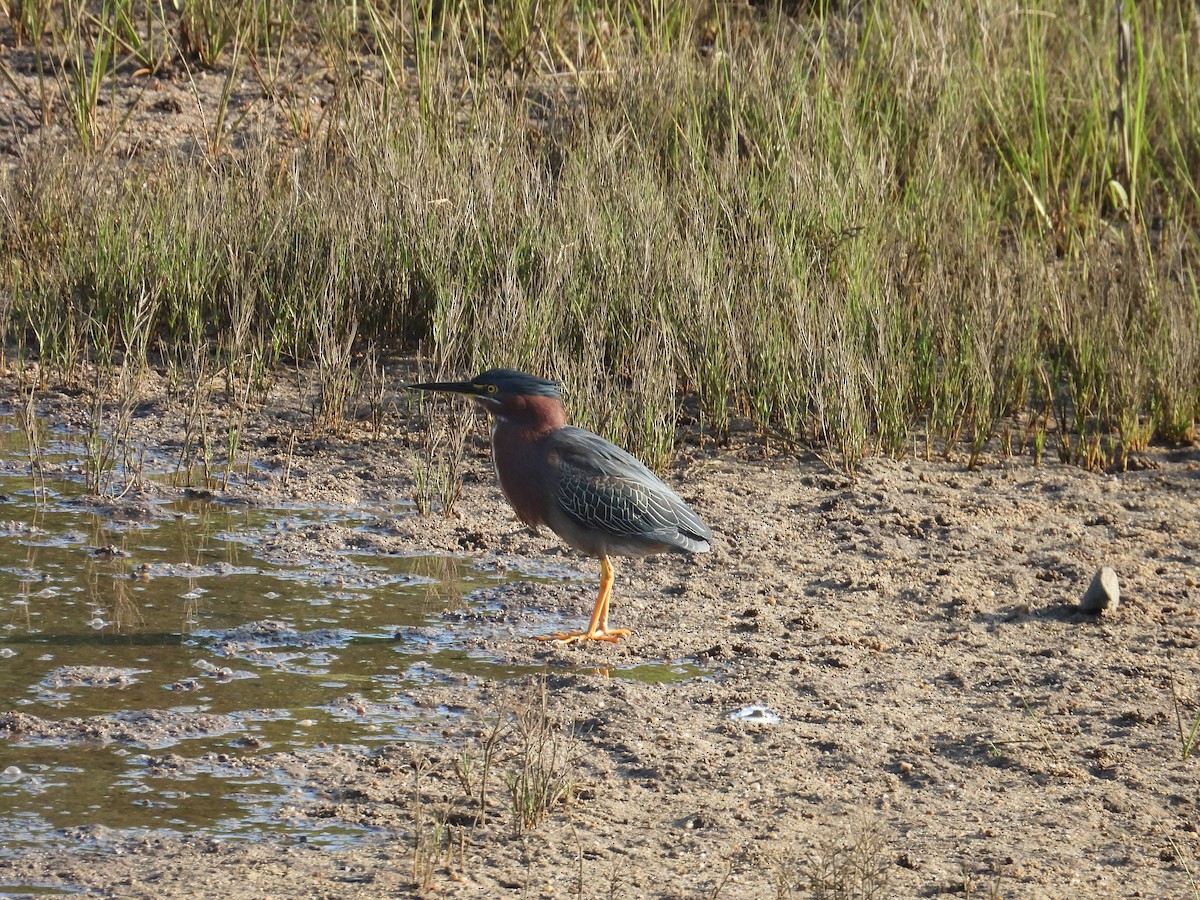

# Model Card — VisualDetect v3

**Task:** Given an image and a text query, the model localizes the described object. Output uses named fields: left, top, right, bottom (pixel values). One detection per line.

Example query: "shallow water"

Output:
left=0, top=422, right=704, bottom=848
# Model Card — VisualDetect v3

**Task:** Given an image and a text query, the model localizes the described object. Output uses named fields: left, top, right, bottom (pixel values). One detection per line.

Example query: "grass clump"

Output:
left=770, top=814, right=894, bottom=900
left=393, top=676, right=582, bottom=892
left=0, top=0, right=1196, bottom=468
left=501, top=674, right=582, bottom=836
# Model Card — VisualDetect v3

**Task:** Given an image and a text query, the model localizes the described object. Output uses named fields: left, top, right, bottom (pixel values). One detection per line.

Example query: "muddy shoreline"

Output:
left=0, top=368, right=1198, bottom=897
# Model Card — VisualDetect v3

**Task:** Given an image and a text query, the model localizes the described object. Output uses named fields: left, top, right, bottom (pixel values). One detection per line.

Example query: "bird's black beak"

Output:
left=407, top=379, right=481, bottom=396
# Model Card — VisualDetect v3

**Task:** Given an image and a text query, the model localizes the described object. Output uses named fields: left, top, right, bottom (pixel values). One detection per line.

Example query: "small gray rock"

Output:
left=1080, top=567, right=1120, bottom=613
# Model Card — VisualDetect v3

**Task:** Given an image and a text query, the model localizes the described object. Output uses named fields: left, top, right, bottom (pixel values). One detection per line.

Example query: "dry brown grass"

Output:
left=0, top=1, right=1196, bottom=469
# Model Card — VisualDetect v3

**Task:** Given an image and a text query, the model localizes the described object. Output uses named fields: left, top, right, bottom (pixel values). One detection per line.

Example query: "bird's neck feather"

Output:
left=492, top=395, right=568, bottom=434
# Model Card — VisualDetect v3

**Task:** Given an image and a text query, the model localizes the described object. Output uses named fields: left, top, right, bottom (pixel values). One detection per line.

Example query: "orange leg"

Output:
left=538, top=555, right=632, bottom=644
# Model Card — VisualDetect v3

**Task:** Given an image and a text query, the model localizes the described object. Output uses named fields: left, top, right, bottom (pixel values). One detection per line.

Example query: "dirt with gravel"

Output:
left=0, top=363, right=1197, bottom=899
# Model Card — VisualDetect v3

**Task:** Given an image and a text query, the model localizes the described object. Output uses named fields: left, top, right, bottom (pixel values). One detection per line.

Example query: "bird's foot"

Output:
left=537, top=628, right=631, bottom=644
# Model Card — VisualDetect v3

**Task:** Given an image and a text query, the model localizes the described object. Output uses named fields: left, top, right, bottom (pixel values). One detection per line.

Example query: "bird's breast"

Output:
left=491, top=424, right=555, bottom=531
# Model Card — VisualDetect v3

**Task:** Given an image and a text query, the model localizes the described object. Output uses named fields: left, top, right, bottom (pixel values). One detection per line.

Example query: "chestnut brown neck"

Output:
left=486, top=393, right=568, bottom=435
left=487, top=394, right=568, bottom=530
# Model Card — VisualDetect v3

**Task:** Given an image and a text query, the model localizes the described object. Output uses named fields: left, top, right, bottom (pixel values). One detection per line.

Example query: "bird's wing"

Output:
left=548, top=426, right=711, bottom=551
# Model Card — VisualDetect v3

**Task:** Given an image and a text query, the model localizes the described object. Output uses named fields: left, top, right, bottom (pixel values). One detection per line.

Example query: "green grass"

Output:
left=0, top=0, right=1197, bottom=468
left=1172, top=678, right=1200, bottom=762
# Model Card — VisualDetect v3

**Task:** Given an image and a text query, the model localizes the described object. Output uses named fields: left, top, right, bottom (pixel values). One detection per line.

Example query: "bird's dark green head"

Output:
left=408, top=368, right=563, bottom=416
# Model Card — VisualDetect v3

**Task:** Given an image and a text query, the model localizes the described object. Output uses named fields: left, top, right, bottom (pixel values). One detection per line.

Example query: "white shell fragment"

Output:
left=729, top=705, right=781, bottom=725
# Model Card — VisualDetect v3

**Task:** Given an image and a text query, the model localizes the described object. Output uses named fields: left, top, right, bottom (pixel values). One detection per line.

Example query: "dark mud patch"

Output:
left=0, top=710, right=245, bottom=749
left=39, top=666, right=145, bottom=689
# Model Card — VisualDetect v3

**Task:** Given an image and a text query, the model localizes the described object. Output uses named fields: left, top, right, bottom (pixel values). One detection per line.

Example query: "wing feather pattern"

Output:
left=548, top=427, right=711, bottom=553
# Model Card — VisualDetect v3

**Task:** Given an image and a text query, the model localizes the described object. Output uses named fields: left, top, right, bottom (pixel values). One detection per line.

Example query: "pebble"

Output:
left=1080, top=567, right=1120, bottom=613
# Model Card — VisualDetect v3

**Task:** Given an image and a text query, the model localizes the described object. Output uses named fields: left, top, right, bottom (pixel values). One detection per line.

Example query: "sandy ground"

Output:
left=0, top=364, right=1197, bottom=899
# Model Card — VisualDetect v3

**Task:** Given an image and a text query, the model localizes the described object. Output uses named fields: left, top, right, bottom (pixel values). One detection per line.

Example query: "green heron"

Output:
left=408, top=369, right=711, bottom=644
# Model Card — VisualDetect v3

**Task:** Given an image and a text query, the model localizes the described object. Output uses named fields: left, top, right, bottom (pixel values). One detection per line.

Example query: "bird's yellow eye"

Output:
left=485, top=384, right=498, bottom=394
